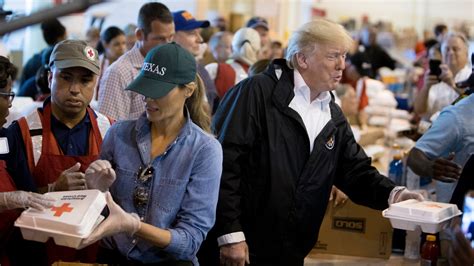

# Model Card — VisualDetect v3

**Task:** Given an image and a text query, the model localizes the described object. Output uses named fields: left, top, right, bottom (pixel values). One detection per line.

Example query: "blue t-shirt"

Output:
left=415, top=94, right=474, bottom=202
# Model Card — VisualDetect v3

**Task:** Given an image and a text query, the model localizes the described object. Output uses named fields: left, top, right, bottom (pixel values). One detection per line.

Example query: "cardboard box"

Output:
left=314, top=200, right=392, bottom=259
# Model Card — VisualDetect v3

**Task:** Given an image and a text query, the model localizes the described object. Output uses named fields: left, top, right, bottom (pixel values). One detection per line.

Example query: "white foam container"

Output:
left=383, top=199, right=462, bottom=233
left=14, top=189, right=106, bottom=248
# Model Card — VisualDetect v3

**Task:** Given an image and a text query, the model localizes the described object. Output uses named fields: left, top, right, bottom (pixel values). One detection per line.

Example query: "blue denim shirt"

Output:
left=100, top=112, right=222, bottom=264
left=416, top=94, right=474, bottom=202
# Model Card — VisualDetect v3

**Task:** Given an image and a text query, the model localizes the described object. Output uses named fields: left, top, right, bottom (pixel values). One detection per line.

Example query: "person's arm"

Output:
left=135, top=140, right=222, bottom=255
left=407, top=148, right=461, bottom=182
left=159, top=139, right=222, bottom=259
left=407, top=109, right=462, bottom=182
left=413, top=71, right=439, bottom=116
left=333, top=116, right=396, bottom=210
left=97, top=65, right=131, bottom=120
left=212, top=78, right=261, bottom=265
left=439, top=64, right=464, bottom=95
left=0, top=191, right=55, bottom=211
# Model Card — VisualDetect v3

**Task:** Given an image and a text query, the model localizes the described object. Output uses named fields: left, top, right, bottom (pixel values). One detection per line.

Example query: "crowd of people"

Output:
left=0, top=1, right=473, bottom=265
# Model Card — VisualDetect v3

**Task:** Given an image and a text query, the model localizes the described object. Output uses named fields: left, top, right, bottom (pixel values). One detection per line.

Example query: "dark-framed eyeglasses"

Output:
left=133, top=165, right=154, bottom=208
left=0, top=91, right=15, bottom=103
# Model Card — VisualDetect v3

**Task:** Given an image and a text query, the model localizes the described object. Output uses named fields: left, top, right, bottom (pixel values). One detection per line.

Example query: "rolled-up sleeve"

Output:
left=415, top=109, right=458, bottom=159
left=163, top=138, right=223, bottom=259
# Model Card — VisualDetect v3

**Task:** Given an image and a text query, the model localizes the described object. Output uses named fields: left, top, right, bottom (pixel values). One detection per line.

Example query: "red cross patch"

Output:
left=51, top=203, right=73, bottom=217
left=84, top=46, right=96, bottom=61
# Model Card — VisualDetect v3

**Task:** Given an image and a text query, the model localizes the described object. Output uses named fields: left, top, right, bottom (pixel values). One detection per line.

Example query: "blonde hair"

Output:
left=285, top=18, right=354, bottom=69
left=182, top=74, right=211, bottom=133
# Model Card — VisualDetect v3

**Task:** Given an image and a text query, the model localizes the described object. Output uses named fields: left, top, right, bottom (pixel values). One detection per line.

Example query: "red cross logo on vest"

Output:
left=51, top=203, right=73, bottom=217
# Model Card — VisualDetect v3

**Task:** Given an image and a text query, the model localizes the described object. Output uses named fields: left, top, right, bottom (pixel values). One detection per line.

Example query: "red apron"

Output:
left=19, top=104, right=104, bottom=264
left=0, top=160, right=20, bottom=266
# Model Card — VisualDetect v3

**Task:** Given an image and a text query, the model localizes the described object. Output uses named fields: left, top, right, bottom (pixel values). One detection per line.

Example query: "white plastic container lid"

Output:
left=14, top=189, right=106, bottom=248
left=383, top=199, right=462, bottom=233
left=385, top=199, right=460, bottom=222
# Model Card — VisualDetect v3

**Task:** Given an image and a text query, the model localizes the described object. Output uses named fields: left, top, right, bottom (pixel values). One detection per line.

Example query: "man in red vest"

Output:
left=8, top=40, right=113, bottom=265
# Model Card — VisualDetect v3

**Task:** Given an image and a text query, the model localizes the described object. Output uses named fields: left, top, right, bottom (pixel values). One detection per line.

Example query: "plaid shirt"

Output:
left=98, top=44, right=145, bottom=120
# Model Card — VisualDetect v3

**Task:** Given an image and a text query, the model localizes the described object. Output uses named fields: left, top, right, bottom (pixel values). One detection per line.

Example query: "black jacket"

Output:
left=212, top=59, right=395, bottom=265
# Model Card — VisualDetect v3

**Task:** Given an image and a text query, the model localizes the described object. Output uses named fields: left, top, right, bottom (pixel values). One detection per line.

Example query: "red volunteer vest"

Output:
left=17, top=103, right=112, bottom=264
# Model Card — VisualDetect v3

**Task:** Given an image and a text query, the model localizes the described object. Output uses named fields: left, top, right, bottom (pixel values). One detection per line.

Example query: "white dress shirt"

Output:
left=289, top=69, right=332, bottom=152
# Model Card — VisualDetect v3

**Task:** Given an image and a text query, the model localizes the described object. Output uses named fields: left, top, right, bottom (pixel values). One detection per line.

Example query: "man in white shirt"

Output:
left=206, top=19, right=424, bottom=266
left=414, top=32, right=471, bottom=120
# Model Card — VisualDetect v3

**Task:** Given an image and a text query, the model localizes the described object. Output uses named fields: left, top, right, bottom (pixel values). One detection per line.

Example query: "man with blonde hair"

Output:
left=211, top=19, right=423, bottom=265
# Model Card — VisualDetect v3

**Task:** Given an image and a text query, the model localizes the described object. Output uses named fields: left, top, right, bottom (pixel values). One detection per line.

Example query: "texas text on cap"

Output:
left=246, top=16, right=269, bottom=31
left=49, top=40, right=100, bottom=75
left=173, top=10, right=210, bottom=31
left=125, top=42, right=197, bottom=99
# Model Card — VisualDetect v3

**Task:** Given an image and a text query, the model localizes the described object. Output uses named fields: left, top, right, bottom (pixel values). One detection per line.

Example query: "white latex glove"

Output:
left=53, top=163, right=86, bottom=191
left=392, top=187, right=424, bottom=204
left=85, top=160, right=116, bottom=192
left=79, top=192, right=140, bottom=248
left=0, top=191, right=55, bottom=211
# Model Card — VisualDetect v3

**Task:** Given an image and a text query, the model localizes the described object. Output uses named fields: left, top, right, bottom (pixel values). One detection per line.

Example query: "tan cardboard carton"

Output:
left=314, top=199, right=392, bottom=259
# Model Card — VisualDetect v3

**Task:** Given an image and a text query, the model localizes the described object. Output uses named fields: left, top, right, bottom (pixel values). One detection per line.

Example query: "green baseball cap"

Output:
left=126, top=42, right=197, bottom=99
left=49, top=40, right=100, bottom=75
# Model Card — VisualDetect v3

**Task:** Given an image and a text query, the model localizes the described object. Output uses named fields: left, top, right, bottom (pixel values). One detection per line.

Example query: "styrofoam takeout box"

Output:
left=14, top=189, right=106, bottom=248
left=382, top=199, right=462, bottom=233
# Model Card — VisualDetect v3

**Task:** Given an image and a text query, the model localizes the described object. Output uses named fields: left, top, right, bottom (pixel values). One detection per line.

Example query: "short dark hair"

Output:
left=0, top=56, right=17, bottom=89
left=41, top=18, right=66, bottom=46
left=434, top=24, right=447, bottom=37
left=137, top=2, right=173, bottom=37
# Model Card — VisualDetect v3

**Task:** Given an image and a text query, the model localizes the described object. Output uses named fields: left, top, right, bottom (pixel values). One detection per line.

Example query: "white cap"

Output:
left=231, top=27, right=261, bottom=66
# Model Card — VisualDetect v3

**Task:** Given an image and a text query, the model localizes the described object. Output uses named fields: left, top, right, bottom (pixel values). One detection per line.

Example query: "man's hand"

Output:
left=219, top=241, right=250, bottom=266
left=0, top=191, right=55, bottom=211
left=439, top=64, right=455, bottom=87
left=431, top=153, right=462, bottom=182
left=85, top=160, right=116, bottom=192
left=330, top=186, right=348, bottom=207
left=53, top=163, right=86, bottom=191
